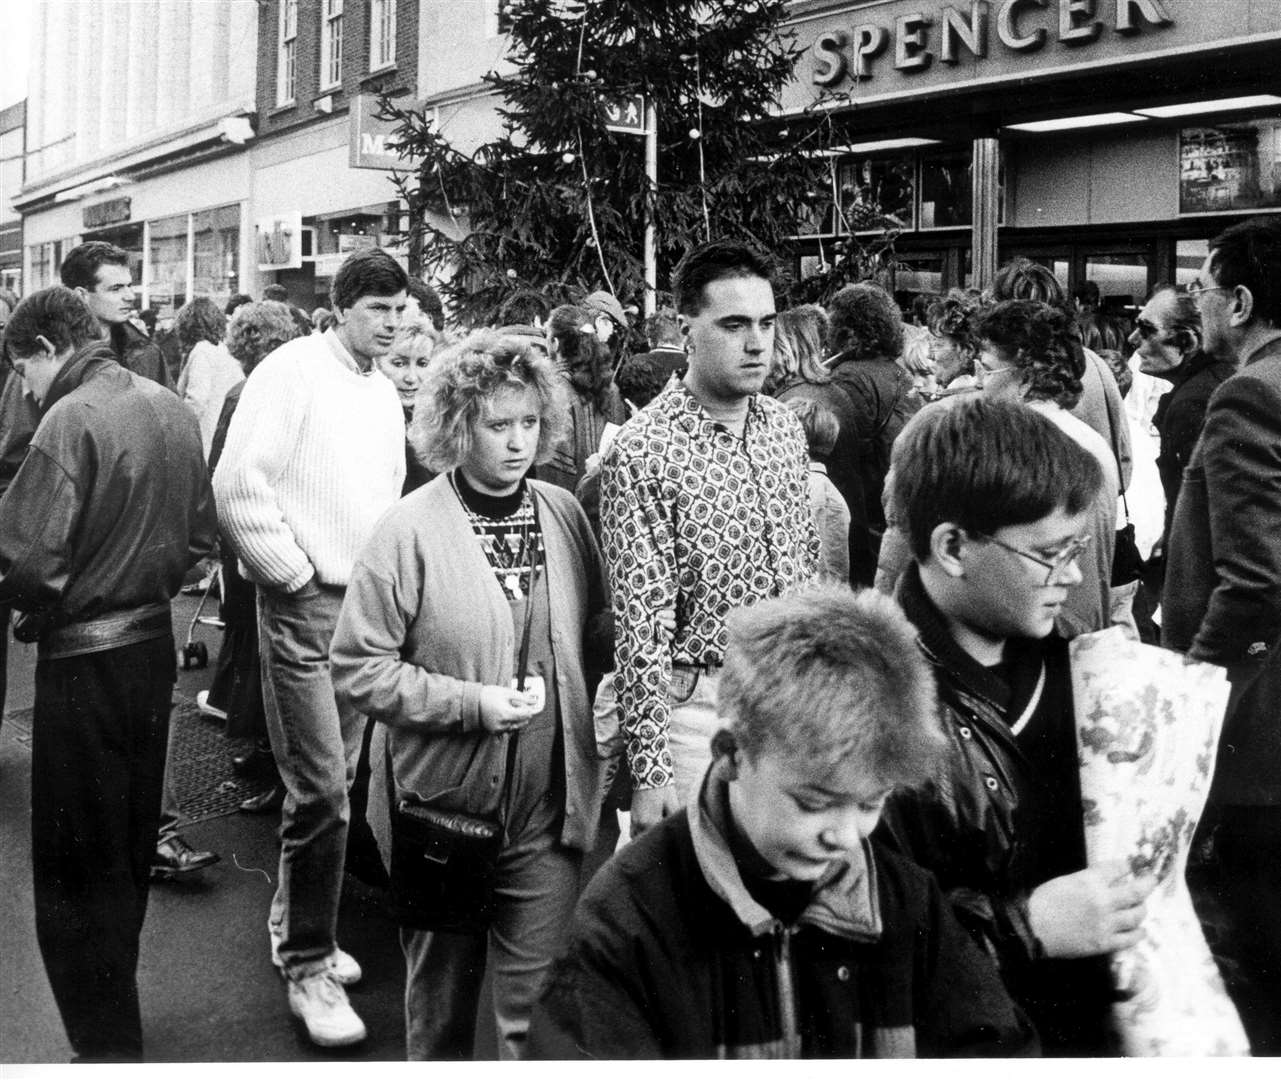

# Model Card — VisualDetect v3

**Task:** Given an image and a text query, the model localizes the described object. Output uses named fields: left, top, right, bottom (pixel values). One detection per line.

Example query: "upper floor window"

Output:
left=321, top=0, right=345, bottom=91
left=276, top=0, right=298, bottom=106
left=370, top=0, right=397, bottom=71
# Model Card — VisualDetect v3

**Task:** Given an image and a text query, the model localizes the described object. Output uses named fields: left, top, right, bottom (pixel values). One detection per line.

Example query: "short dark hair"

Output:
left=262, top=283, right=289, bottom=302
left=976, top=299, right=1083, bottom=409
left=174, top=297, right=227, bottom=350
left=224, top=293, right=253, bottom=317
left=60, top=241, right=130, bottom=291
left=1209, top=217, right=1281, bottom=328
left=4, top=286, right=104, bottom=358
left=614, top=354, right=667, bottom=411
left=671, top=239, right=775, bottom=316
left=408, top=279, right=445, bottom=330
left=892, top=397, right=1103, bottom=562
left=827, top=282, right=904, bottom=360
left=330, top=247, right=410, bottom=312
left=926, top=290, right=980, bottom=352
left=716, top=585, right=944, bottom=788
left=993, top=257, right=1068, bottom=312
left=784, top=397, right=839, bottom=457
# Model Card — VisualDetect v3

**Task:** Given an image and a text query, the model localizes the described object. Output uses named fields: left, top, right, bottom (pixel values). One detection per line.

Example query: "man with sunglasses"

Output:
left=877, top=397, right=1155, bottom=1056
left=1128, top=285, right=1234, bottom=548
left=1163, top=217, right=1281, bottom=1055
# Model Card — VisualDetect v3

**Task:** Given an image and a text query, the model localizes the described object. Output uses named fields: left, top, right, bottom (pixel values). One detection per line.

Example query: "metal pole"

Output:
left=971, top=136, right=1000, bottom=291
left=644, top=98, right=658, bottom=317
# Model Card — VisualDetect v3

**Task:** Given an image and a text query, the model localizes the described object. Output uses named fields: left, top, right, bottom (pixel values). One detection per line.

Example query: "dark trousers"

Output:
left=31, top=636, right=174, bottom=1062
left=1212, top=805, right=1281, bottom=1055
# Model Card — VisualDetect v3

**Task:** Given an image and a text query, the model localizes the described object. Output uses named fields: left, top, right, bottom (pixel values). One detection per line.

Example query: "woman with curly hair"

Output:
left=825, top=283, right=922, bottom=582
left=924, top=290, right=982, bottom=396
left=175, top=296, right=243, bottom=459
left=539, top=303, right=626, bottom=492
left=975, top=299, right=1118, bottom=636
left=330, top=330, right=609, bottom=1061
left=205, top=301, right=300, bottom=807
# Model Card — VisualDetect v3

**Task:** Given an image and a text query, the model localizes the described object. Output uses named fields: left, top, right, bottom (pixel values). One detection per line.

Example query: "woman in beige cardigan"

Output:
left=331, top=330, right=609, bottom=1062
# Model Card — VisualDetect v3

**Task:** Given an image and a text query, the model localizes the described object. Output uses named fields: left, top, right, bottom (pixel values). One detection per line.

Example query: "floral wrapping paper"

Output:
left=1070, top=626, right=1248, bottom=1056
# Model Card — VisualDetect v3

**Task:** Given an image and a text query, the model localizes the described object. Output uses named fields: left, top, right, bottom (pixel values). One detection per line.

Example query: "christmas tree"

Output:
left=382, top=0, right=843, bottom=327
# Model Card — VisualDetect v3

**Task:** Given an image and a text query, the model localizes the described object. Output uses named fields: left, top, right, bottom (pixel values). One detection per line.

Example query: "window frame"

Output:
left=276, top=0, right=298, bottom=107
left=369, top=0, right=397, bottom=72
left=320, top=0, right=345, bottom=92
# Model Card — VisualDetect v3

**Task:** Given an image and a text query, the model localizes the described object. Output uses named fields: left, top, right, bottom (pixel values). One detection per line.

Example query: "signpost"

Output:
left=600, top=94, right=657, bottom=317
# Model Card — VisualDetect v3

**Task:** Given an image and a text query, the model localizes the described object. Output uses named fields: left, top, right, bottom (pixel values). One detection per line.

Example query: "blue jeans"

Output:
left=258, top=580, right=364, bottom=977
left=401, top=827, right=582, bottom=1060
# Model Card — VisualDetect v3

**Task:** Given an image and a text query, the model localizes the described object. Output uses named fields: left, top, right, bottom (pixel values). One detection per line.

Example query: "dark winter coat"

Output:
left=1163, top=336, right=1281, bottom=806
left=528, top=755, right=1038, bottom=1059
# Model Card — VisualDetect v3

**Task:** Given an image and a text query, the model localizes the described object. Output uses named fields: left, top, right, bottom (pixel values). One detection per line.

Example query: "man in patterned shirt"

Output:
left=600, top=239, right=821, bottom=835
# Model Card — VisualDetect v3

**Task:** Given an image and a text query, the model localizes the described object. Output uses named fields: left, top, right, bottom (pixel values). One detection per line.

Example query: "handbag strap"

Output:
left=514, top=521, right=542, bottom=692
left=1103, top=395, right=1132, bottom=526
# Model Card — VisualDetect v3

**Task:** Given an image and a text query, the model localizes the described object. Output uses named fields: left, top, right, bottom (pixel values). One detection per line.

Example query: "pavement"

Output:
left=0, top=593, right=421, bottom=1065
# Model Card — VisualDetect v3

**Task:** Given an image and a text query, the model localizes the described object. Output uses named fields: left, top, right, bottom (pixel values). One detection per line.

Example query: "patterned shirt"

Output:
left=600, top=380, right=820, bottom=789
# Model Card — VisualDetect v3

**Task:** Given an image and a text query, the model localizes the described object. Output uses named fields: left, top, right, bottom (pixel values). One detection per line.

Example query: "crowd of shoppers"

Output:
left=2, top=217, right=1281, bottom=1062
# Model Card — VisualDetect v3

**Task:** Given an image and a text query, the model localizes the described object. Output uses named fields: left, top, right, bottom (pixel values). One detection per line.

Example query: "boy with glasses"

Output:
left=877, top=397, right=1155, bottom=1056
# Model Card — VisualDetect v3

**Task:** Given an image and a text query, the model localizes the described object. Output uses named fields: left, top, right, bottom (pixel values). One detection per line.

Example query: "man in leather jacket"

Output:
left=877, top=398, right=1155, bottom=1055
left=0, top=286, right=214, bottom=1061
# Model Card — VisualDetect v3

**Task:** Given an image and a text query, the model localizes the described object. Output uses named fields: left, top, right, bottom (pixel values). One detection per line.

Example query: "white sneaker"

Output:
left=287, top=970, right=367, bottom=1048
left=270, top=927, right=362, bottom=986
left=195, top=690, right=228, bottom=721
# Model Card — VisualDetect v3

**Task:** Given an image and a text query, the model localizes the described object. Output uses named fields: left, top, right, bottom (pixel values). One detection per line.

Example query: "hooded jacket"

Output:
left=528, top=755, right=1037, bottom=1059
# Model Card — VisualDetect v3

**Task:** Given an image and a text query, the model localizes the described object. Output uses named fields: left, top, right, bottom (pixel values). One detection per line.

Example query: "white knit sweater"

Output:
left=213, top=329, right=406, bottom=592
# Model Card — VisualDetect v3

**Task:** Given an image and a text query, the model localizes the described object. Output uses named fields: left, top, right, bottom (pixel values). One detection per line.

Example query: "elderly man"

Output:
left=0, top=287, right=213, bottom=1061
left=1128, top=285, right=1235, bottom=547
left=1163, top=217, right=1281, bottom=1055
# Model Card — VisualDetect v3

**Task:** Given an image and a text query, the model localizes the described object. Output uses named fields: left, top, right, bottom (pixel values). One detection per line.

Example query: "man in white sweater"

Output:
left=213, top=249, right=408, bottom=1048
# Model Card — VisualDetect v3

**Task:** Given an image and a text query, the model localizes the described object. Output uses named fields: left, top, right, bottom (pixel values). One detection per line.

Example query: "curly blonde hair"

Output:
left=410, top=329, right=568, bottom=473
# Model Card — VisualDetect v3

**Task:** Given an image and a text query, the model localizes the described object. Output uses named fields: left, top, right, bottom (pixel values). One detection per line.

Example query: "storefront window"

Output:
left=1175, top=238, right=1209, bottom=288
left=193, top=204, right=240, bottom=308
left=893, top=254, right=943, bottom=295
left=28, top=240, right=58, bottom=291
left=1084, top=253, right=1149, bottom=307
left=837, top=155, right=914, bottom=233
left=149, top=214, right=188, bottom=317
left=1180, top=118, right=1281, bottom=216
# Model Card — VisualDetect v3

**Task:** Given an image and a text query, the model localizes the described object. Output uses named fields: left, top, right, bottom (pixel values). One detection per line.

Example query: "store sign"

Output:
left=338, top=233, right=376, bottom=253
left=809, top=0, right=1175, bottom=89
left=311, top=252, right=347, bottom=277
left=83, top=197, right=132, bottom=230
left=257, top=211, right=303, bottom=271
left=602, top=94, right=648, bottom=135
left=350, top=93, right=406, bottom=171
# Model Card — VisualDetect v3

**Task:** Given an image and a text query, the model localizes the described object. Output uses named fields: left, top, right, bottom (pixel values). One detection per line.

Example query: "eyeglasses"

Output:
left=1186, top=280, right=1235, bottom=300
left=972, top=531, right=1092, bottom=586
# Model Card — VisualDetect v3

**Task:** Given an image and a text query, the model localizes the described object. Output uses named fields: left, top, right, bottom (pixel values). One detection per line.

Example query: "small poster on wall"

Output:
left=1180, top=118, right=1281, bottom=215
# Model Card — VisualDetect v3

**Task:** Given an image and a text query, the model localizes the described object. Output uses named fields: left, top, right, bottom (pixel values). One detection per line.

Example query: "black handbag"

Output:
left=387, top=531, right=541, bottom=933
left=1107, top=415, right=1145, bottom=587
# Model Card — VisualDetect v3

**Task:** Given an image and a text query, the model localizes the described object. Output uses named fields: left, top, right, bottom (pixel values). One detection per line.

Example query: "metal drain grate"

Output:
left=169, top=695, right=274, bottom=822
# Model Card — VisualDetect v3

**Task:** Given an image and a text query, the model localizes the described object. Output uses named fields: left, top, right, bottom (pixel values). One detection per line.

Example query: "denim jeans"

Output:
left=668, top=665, right=723, bottom=806
left=31, top=635, right=174, bottom=1062
left=258, top=580, right=363, bottom=977
left=401, top=825, right=582, bottom=1060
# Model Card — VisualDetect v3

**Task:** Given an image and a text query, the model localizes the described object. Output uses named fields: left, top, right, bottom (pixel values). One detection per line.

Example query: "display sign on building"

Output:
left=350, top=94, right=407, bottom=171
left=1180, top=120, right=1281, bottom=216
left=257, top=212, right=303, bottom=271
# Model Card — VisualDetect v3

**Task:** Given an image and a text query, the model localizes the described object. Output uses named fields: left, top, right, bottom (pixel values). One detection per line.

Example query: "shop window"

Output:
left=193, top=204, right=241, bottom=308
left=1084, top=253, right=1149, bottom=310
left=893, top=254, right=944, bottom=296
left=149, top=214, right=189, bottom=318
left=321, top=0, right=345, bottom=91
left=277, top=0, right=298, bottom=106
left=919, top=149, right=1005, bottom=230
left=837, top=155, right=914, bottom=234
left=28, top=240, right=57, bottom=291
left=370, top=0, right=396, bottom=71
left=1175, top=239, right=1209, bottom=289
left=1180, top=117, right=1281, bottom=216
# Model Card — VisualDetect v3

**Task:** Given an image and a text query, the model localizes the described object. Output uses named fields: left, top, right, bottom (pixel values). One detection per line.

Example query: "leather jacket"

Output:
left=0, top=342, right=215, bottom=645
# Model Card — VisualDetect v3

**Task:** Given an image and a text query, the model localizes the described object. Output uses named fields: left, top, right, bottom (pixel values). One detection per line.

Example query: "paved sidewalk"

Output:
left=0, top=597, right=411, bottom=1064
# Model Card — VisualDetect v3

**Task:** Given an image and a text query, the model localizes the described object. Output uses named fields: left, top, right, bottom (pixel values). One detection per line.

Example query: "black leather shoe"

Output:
left=230, top=740, right=274, bottom=776
left=152, top=836, right=221, bottom=880
left=239, top=785, right=284, bottom=814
